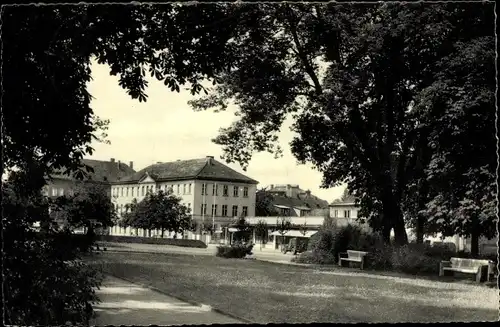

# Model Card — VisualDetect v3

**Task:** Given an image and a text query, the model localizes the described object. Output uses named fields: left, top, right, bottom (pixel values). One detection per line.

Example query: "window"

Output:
left=52, top=188, right=57, bottom=196
left=121, top=187, right=124, bottom=196
left=131, top=187, right=134, bottom=196
left=58, top=188, right=64, bottom=196
left=334, top=210, right=338, bottom=218
left=222, top=205, right=228, bottom=217
left=233, top=186, right=239, bottom=197
left=126, top=187, right=129, bottom=196
left=201, top=183, right=207, bottom=195
left=188, top=183, right=192, bottom=194
left=177, top=184, right=180, bottom=194
left=211, top=204, right=218, bottom=216
left=141, top=186, right=145, bottom=196
left=242, top=206, right=248, bottom=217
left=212, top=184, right=218, bottom=196
left=232, top=205, right=238, bottom=217
left=223, top=185, right=228, bottom=196
left=187, top=203, right=191, bottom=212
left=344, top=210, right=350, bottom=218
left=201, top=204, right=207, bottom=215
left=243, top=187, right=248, bottom=197
left=183, top=184, right=186, bottom=194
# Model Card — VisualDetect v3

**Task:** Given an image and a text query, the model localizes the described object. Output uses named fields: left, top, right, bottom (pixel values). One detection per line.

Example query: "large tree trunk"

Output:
left=415, top=179, right=430, bottom=244
left=415, top=216, right=425, bottom=244
left=381, top=188, right=408, bottom=246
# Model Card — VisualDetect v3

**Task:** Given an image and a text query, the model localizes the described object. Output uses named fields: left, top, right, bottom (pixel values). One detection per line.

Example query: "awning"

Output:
left=270, top=230, right=317, bottom=238
left=293, top=206, right=311, bottom=211
left=273, top=204, right=291, bottom=209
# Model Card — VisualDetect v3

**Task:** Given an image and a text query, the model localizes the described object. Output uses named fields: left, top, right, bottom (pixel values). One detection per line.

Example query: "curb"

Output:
left=102, top=273, right=253, bottom=324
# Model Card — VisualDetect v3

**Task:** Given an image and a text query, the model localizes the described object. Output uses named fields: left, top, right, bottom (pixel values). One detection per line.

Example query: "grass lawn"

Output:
left=90, top=252, right=498, bottom=323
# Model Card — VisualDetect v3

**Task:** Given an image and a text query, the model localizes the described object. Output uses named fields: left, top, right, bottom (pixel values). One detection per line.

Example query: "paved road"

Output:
left=98, top=241, right=296, bottom=264
left=91, top=275, right=242, bottom=325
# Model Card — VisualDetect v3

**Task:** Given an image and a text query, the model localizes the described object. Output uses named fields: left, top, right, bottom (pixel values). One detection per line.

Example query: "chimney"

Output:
left=129, top=161, right=133, bottom=169
left=110, top=158, right=115, bottom=162
left=117, top=160, right=121, bottom=168
left=206, top=156, right=214, bottom=165
left=157, top=161, right=162, bottom=164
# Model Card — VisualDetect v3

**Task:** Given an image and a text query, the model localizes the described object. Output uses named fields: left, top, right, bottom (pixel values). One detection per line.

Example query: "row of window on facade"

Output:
left=116, top=202, right=248, bottom=217
left=112, top=183, right=249, bottom=198
left=45, top=187, right=67, bottom=197
left=332, top=209, right=356, bottom=218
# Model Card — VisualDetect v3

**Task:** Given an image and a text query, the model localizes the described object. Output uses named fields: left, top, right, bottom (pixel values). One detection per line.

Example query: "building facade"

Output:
left=44, top=158, right=136, bottom=231
left=45, top=158, right=135, bottom=199
left=110, top=156, right=259, bottom=237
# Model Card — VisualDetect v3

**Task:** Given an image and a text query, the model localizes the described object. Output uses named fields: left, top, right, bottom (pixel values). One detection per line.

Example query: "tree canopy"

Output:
left=187, top=3, right=495, bottom=246
left=256, top=189, right=280, bottom=216
left=121, top=190, right=191, bottom=237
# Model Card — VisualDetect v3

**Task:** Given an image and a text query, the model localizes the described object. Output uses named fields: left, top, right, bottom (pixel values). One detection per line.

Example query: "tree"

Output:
left=254, top=219, right=269, bottom=249
left=231, top=214, right=252, bottom=243
left=2, top=163, right=101, bottom=325
left=55, top=182, right=117, bottom=238
left=188, top=3, right=495, bottom=246
left=122, top=190, right=191, bottom=238
left=255, top=189, right=279, bottom=216
left=275, top=217, right=292, bottom=248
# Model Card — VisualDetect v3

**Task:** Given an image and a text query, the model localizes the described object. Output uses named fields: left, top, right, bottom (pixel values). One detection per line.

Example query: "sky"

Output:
left=86, top=61, right=345, bottom=202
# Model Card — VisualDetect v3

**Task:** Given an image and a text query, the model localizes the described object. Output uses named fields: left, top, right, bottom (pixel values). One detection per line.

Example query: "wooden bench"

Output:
left=338, top=250, right=369, bottom=270
left=439, top=257, right=492, bottom=283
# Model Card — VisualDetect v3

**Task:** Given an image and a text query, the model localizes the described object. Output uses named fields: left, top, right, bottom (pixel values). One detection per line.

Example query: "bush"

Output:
left=365, top=244, right=393, bottom=270
left=98, top=235, right=207, bottom=248
left=292, top=250, right=336, bottom=265
left=390, top=245, right=441, bottom=275
left=216, top=243, right=254, bottom=259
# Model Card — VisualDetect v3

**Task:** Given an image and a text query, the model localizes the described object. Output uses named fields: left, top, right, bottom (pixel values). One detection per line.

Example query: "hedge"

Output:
left=97, top=235, right=208, bottom=248
left=216, top=243, right=253, bottom=258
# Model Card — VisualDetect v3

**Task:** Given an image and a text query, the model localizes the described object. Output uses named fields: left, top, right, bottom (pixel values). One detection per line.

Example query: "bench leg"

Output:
left=476, top=266, right=488, bottom=283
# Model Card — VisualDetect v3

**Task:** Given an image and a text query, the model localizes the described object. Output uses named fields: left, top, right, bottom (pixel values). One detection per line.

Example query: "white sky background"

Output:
left=86, top=61, right=345, bottom=202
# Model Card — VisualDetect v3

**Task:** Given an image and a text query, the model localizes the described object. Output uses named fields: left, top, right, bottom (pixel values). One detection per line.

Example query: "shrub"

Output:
left=390, top=245, right=441, bottom=275
left=365, top=244, right=394, bottom=270
left=216, top=243, right=254, bottom=259
left=97, top=235, right=207, bottom=248
left=292, top=250, right=336, bottom=265
left=307, top=231, right=322, bottom=251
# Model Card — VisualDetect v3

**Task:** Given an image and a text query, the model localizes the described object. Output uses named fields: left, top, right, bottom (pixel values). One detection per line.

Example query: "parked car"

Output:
left=282, top=237, right=308, bottom=255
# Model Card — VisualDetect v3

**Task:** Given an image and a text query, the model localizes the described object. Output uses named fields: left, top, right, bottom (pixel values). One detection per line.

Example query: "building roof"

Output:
left=329, top=191, right=359, bottom=206
left=116, top=157, right=258, bottom=184
left=50, top=159, right=136, bottom=183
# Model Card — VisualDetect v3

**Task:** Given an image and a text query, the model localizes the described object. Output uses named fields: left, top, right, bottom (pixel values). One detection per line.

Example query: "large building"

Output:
left=111, top=156, right=259, bottom=235
left=45, top=158, right=136, bottom=199
left=44, top=158, right=136, bottom=230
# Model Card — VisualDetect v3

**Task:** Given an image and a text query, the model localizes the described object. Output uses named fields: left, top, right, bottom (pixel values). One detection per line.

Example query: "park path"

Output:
left=99, top=241, right=296, bottom=263
left=91, top=275, right=242, bottom=326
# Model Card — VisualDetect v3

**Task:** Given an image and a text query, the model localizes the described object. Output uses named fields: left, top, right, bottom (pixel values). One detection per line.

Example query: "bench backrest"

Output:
left=347, top=250, right=369, bottom=258
left=450, top=257, right=490, bottom=269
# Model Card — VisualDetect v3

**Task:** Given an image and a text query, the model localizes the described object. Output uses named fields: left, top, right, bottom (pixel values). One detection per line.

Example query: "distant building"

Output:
left=266, top=184, right=329, bottom=216
left=111, top=156, right=259, bottom=238
left=44, top=158, right=136, bottom=199
left=44, top=158, right=136, bottom=230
